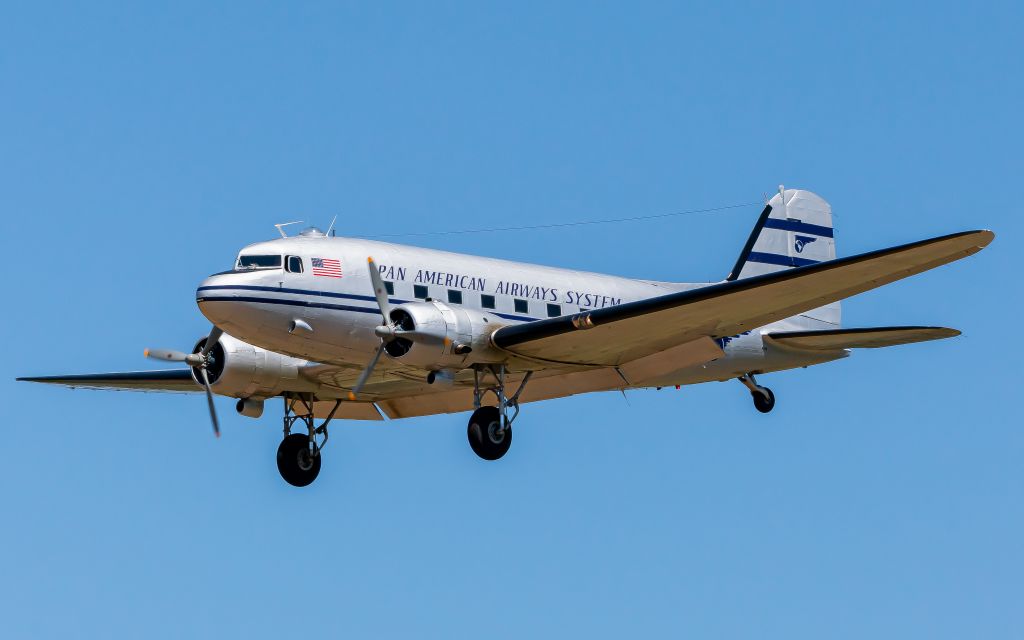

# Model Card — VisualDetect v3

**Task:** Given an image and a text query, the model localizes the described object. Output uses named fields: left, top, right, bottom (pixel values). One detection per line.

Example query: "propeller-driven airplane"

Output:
left=19, top=188, right=994, bottom=486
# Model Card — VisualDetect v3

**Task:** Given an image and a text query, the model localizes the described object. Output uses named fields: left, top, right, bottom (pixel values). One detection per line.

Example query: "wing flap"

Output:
left=765, top=326, right=960, bottom=351
left=492, top=230, right=993, bottom=365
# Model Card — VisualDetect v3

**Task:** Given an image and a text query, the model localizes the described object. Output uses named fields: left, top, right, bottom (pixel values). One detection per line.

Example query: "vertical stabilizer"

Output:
left=727, top=188, right=840, bottom=326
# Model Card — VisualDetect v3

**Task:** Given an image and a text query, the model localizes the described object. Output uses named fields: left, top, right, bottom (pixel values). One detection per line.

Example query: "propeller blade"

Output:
left=199, top=367, right=221, bottom=438
left=146, top=326, right=223, bottom=438
left=144, top=348, right=188, bottom=362
left=349, top=342, right=387, bottom=400
left=366, top=257, right=392, bottom=324
left=200, top=326, right=223, bottom=358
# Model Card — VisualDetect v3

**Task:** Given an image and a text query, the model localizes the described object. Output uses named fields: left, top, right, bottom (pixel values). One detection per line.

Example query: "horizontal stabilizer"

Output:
left=765, top=326, right=960, bottom=351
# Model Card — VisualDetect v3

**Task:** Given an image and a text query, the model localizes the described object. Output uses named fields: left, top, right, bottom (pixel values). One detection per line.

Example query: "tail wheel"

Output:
left=752, top=387, right=776, bottom=413
left=467, top=406, right=512, bottom=461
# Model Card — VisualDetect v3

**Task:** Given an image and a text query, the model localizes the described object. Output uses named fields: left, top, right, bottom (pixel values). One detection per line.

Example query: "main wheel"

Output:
left=276, top=433, right=322, bottom=487
left=752, top=387, right=776, bottom=413
left=467, top=406, right=512, bottom=461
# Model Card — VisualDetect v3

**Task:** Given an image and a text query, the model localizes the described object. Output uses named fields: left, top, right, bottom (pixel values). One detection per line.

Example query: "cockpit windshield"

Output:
left=236, top=254, right=282, bottom=270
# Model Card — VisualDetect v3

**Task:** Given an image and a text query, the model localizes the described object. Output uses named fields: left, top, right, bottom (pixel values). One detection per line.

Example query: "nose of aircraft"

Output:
left=195, top=271, right=246, bottom=328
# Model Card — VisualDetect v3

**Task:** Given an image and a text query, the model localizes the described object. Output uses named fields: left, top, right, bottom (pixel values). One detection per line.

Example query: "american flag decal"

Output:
left=311, top=257, right=342, bottom=278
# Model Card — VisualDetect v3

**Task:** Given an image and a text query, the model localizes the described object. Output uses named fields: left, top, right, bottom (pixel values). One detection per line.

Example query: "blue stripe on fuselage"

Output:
left=197, top=284, right=390, bottom=304
left=196, top=286, right=539, bottom=322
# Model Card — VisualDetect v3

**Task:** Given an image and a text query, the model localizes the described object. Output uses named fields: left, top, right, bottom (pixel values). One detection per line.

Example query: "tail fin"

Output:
left=727, top=187, right=840, bottom=326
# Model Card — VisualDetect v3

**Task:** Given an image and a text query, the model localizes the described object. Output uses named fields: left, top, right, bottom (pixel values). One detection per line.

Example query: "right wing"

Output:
left=492, top=230, right=993, bottom=366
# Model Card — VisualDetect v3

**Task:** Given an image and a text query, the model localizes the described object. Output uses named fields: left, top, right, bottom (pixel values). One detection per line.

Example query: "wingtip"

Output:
left=963, top=229, right=995, bottom=248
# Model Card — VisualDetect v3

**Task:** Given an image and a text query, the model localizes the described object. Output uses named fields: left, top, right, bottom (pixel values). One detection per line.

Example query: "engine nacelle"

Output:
left=383, top=301, right=505, bottom=370
left=191, top=333, right=315, bottom=400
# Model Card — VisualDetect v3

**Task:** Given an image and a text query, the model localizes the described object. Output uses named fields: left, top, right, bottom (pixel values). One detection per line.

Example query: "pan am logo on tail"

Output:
left=794, top=235, right=817, bottom=253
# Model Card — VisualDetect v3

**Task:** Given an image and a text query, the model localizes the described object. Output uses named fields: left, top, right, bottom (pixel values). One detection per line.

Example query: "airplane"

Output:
left=18, top=188, right=994, bottom=487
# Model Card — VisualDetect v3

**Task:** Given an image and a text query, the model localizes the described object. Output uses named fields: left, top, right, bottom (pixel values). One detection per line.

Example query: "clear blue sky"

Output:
left=2, top=2, right=1020, bottom=637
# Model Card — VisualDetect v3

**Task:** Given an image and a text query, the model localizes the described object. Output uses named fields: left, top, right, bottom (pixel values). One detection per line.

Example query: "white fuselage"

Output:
left=196, top=233, right=845, bottom=391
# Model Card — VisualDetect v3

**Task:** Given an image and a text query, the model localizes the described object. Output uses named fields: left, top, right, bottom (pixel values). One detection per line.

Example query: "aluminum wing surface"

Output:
left=492, top=230, right=994, bottom=366
left=17, top=370, right=199, bottom=392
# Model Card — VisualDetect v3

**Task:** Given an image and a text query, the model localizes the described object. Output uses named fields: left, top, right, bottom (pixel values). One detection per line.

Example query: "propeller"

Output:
left=347, top=258, right=392, bottom=400
left=348, top=258, right=435, bottom=400
left=145, top=325, right=224, bottom=437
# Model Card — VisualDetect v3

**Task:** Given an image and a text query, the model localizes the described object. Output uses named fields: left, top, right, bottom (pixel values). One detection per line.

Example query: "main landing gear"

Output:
left=738, top=373, right=775, bottom=413
left=467, top=365, right=533, bottom=461
left=276, top=394, right=341, bottom=487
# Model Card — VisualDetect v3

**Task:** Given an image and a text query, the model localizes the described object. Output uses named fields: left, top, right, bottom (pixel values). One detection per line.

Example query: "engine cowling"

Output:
left=383, top=301, right=505, bottom=370
left=190, top=333, right=315, bottom=399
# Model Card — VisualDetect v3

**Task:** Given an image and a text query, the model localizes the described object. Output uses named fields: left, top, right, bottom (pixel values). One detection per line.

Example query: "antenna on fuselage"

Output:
left=274, top=221, right=304, bottom=238
left=326, top=215, right=338, bottom=238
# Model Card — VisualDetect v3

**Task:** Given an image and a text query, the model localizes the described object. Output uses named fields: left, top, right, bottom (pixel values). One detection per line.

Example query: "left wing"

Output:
left=492, top=230, right=993, bottom=366
left=17, top=370, right=198, bottom=392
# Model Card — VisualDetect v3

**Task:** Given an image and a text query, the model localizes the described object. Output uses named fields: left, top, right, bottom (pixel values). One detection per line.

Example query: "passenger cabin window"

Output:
left=286, top=256, right=303, bottom=273
left=481, top=294, right=496, bottom=309
left=236, top=254, right=282, bottom=270
left=384, top=281, right=395, bottom=295
left=547, top=303, right=561, bottom=318
left=414, top=285, right=428, bottom=299
left=448, top=290, right=463, bottom=304
left=514, top=299, right=529, bottom=314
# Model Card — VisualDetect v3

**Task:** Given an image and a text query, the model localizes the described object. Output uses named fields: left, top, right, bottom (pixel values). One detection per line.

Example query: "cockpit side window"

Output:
left=286, top=256, right=303, bottom=273
left=236, top=255, right=282, bottom=270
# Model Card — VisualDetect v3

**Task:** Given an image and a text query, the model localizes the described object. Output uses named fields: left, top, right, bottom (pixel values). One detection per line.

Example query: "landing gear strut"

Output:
left=738, top=373, right=775, bottom=413
left=276, top=394, right=341, bottom=487
left=467, top=365, right=532, bottom=461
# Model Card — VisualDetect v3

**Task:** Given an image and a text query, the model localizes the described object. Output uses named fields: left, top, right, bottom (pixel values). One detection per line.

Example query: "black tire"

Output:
left=276, top=433, right=322, bottom=487
left=467, top=406, right=512, bottom=461
left=752, top=387, right=775, bottom=413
